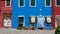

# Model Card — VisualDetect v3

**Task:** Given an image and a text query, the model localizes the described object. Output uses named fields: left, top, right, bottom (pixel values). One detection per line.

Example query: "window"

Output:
left=5, top=0, right=10, bottom=7
left=45, top=0, right=51, bottom=7
left=45, top=16, right=52, bottom=24
left=56, top=0, right=60, bottom=6
left=30, top=0, right=36, bottom=7
left=18, top=0, right=25, bottom=7
left=30, top=16, right=36, bottom=23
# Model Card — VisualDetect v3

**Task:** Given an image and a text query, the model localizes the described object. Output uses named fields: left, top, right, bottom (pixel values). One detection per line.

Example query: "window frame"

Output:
left=45, top=0, right=51, bottom=7
left=5, top=0, right=11, bottom=7
left=30, top=0, right=36, bottom=7
left=55, top=0, right=60, bottom=7
left=18, top=0, right=25, bottom=7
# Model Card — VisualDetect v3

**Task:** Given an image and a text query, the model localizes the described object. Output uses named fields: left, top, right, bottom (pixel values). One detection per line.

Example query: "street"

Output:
left=0, top=28, right=55, bottom=34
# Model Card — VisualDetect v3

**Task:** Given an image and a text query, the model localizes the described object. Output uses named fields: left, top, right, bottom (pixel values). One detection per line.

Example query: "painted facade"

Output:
left=12, top=0, right=53, bottom=29
left=0, top=0, right=12, bottom=28
left=52, top=0, right=60, bottom=29
left=0, top=0, right=59, bottom=30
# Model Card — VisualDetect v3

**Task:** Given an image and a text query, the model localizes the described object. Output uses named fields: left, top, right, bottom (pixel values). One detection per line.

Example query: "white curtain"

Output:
left=37, top=17, right=45, bottom=28
left=4, top=19, right=11, bottom=27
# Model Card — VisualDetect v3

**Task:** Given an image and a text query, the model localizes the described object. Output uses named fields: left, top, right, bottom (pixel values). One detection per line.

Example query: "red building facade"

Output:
left=0, top=0, right=12, bottom=28
left=0, top=1, right=1, bottom=12
left=53, top=0, right=60, bottom=29
left=0, top=0, right=2, bottom=28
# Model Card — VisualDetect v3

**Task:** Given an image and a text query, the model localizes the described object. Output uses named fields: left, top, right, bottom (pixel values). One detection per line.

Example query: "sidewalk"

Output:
left=0, top=28, right=55, bottom=34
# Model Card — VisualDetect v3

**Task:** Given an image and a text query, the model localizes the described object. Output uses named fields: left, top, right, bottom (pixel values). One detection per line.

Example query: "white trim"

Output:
left=56, top=15, right=60, bottom=16
left=18, top=15, right=25, bottom=26
left=55, top=0, right=60, bottom=7
left=30, top=0, right=36, bottom=7
left=30, top=16, right=36, bottom=17
left=18, top=0, right=25, bottom=7
left=18, top=15, right=24, bottom=17
left=5, top=0, right=11, bottom=7
left=45, top=0, right=51, bottom=7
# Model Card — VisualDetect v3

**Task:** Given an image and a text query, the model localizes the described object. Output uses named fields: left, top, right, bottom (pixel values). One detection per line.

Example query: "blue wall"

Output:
left=12, top=0, right=52, bottom=28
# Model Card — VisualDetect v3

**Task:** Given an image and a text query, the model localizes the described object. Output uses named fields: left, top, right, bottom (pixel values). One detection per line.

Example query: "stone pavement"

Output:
left=0, top=28, right=55, bottom=34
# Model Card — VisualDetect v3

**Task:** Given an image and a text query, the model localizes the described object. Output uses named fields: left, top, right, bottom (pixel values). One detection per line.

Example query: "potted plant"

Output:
left=55, top=26, right=60, bottom=34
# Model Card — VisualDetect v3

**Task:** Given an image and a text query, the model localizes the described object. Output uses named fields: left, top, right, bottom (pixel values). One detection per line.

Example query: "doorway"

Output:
left=37, top=16, right=45, bottom=29
left=29, top=16, right=37, bottom=30
left=56, top=15, right=60, bottom=26
left=4, top=13, right=11, bottom=28
left=18, top=16, right=24, bottom=29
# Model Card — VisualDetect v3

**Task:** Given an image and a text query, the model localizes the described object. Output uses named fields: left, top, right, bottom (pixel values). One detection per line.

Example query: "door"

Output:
left=18, top=16, right=24, bottom=29
left=4, top=14, right=11, bottom=28
left=29, top=16, right=37, bottom=30
left=56, top=15, right=60, bottom=26
left=4, top=16, right=11, bottom=28
left=37, top=16, right=45, bottom=29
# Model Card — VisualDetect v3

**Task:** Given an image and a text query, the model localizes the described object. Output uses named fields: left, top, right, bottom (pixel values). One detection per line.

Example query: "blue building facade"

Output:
left=12, top=0, right=52, bottom=29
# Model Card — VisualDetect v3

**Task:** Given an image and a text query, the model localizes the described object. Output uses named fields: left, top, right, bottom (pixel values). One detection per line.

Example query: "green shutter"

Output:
left=31, top=0, right=35, bottom=6
left=20, top=0, right=24, bottom=6
left=46, top=0, right=50, bottom=6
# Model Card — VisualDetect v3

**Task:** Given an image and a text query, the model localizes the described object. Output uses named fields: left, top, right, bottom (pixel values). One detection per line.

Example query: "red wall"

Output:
left=0, top=1, right=1, bottom=12
left=1, top=0, right=12, bottom=13
left=52, top=0, right=60, bottom=29
left=0, top=0, right=12, bottom=28
left=0, top=13, right=3, bottom=28
left=53, top=0, right=60, bottom=14
left=0, top=1, right=3, bottom=28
